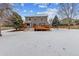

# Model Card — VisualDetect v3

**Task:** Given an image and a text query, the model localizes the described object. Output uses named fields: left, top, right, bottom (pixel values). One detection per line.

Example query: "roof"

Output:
left=25, top=15, right=48, bottom=18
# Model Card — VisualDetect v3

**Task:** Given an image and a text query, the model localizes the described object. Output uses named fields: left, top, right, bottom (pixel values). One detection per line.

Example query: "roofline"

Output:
left=25, top=15, right=48, bottom=18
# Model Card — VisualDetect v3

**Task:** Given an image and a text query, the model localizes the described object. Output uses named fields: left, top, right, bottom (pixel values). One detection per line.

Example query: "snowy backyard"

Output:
left=0, top=29, right=79, bottom=56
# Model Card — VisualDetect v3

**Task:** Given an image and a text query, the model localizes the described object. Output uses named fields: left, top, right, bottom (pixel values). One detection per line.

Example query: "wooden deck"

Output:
left=33, top=25, right=50, bottom=31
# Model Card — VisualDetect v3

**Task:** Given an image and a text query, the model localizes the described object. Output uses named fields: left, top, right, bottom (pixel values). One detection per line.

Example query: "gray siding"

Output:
left=25, top=16, right=49, bottom=27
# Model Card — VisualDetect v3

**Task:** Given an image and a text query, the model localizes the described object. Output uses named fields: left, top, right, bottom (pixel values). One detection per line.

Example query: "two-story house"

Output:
left=25, top=15, right=49, bottom=28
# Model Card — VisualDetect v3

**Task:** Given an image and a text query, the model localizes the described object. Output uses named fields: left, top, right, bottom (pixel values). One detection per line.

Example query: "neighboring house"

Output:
left=25, top=15, right=49, bottom=27
left=60, top=18, right=75, bottom=25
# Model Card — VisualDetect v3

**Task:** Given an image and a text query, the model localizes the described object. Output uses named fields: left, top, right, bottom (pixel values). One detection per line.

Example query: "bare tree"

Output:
left=0, top=9, right=3, bottom=36
left=0, top=3, right=13, bottom=36
left=58, top=3, right=79, bottom=29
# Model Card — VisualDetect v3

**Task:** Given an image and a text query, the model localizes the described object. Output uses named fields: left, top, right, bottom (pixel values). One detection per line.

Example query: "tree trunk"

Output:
left=68, top=22, right=71, bottom=29
left=0, top=24, right=2, bottom=36
left=68, top=25, right=71, bottom=29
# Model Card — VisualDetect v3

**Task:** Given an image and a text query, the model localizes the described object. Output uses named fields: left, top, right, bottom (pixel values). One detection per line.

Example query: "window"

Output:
left=39, top=23, right=41, bottom=25
left=29, top=18, right=31, bottom=21
left=33, top=24, right=36, bottom=26
left=41, top=18, right=43, bottom=21
left=27, top=23, right=30, bottom=26
left=34, top=19, right=36, bottom=21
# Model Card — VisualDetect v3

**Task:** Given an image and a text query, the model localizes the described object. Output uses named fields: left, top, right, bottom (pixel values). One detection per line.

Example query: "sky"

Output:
left=11, top=3, right=59, bottom=20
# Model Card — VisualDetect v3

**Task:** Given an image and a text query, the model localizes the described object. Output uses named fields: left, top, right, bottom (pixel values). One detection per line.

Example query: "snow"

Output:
left=0, top=29, right=79, bottom=56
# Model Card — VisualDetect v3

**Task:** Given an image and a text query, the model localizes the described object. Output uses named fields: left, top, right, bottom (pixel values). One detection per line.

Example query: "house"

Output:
left=25, top=15, right=49, bottom=28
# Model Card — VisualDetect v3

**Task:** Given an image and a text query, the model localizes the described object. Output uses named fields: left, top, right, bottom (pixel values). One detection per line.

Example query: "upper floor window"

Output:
left=29, top=18, right=31, bottom=21
left=41, top=18, right=43, bottom=21
left=34, top=19, right=36, bottom=21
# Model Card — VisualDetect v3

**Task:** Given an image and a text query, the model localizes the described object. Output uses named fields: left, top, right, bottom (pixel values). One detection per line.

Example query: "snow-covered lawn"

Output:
left=0, top=29, right=79, bottom=56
